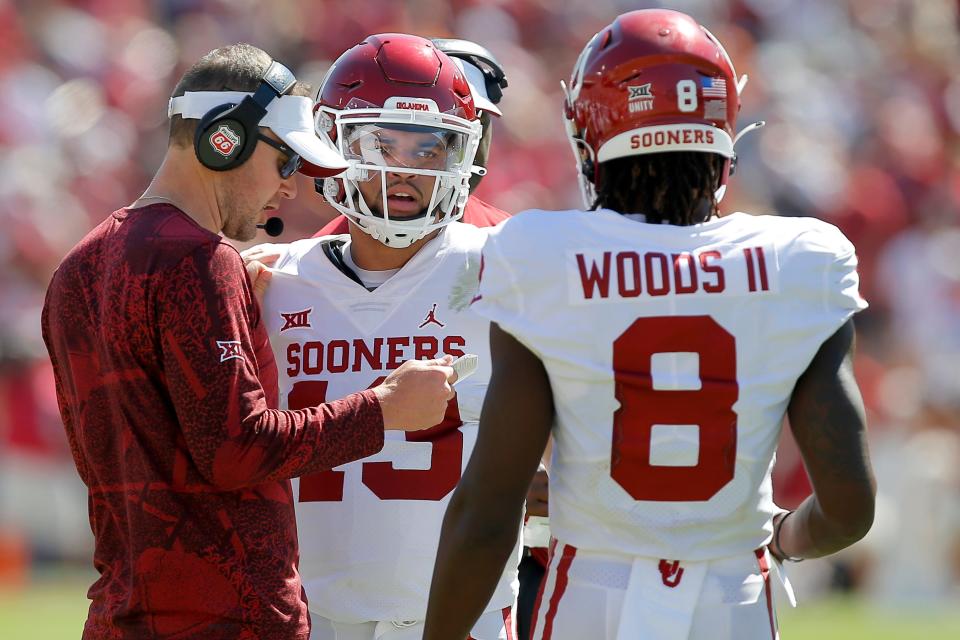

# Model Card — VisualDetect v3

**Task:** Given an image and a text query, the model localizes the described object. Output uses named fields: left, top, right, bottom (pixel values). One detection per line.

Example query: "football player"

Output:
left=300, top=36, right=553, bottom=639
left=424, top=9, right=876, bottom=640
left=313, top=37, right=511, bottom=236
left=251, top=34, right=519, bottom=640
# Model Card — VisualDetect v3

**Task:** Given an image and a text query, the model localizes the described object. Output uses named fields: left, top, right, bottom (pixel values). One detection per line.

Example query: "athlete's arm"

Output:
left=424, top=322, right=554, bottom=640
left=159, top=244, right=452, bottom=491
left=774, top=318, right=876, bottom=560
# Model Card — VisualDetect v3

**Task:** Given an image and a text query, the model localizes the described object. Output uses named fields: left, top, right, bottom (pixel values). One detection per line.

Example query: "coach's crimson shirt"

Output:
left=41, top=204, right=384, bottom=640
left=313, top=195, right=511, bottom=237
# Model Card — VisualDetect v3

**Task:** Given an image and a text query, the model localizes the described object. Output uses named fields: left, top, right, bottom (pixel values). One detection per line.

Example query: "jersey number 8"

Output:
left=612, top=315, right=738, bottom=501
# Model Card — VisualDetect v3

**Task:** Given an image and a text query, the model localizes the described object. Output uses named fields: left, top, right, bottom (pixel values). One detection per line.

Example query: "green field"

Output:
left=1, top=571, right=958, bottom=639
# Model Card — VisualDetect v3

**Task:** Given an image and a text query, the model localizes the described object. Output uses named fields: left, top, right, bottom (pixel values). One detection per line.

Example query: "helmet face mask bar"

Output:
left=314, top=34, right=483, bottom=248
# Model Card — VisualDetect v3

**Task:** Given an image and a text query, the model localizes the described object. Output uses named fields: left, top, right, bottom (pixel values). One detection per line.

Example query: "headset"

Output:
left=193, top=61, right=297, bottom=171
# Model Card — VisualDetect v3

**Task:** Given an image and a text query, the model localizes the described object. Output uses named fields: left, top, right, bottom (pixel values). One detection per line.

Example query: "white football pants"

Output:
left=530, top=539, right=781, bottom=640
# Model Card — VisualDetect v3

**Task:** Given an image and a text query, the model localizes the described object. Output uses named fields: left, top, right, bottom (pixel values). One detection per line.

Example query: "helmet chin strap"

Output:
left=563, top=81, right=601, bottom=210
left=734, top=120, right=765, bottom=146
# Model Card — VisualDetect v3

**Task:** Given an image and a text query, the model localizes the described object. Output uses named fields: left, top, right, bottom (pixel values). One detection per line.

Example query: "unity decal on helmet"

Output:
left=659, top=559, right=685, bottom=588
left=210, top=125, right=241, bottom=157
left=627, top=83, right=654, bottom=113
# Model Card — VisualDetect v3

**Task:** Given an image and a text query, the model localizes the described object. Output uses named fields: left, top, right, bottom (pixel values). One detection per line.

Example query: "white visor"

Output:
left=168, top=91, right=349, bottom=177
left=452, top=58, right=502, bottom=117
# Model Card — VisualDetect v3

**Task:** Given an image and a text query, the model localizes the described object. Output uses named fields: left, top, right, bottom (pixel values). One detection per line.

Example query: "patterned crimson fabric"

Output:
left=41, top=204, right=385, bottom=640
left=312, top=194, right=511, bottom=237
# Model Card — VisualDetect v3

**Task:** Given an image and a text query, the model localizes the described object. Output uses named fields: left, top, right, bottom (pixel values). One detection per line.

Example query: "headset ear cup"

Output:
left=195, top=104, right=254, bottom=171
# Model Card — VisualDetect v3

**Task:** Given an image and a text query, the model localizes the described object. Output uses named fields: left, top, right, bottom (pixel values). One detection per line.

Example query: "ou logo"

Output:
left=210, top=125, right=240, bottom=157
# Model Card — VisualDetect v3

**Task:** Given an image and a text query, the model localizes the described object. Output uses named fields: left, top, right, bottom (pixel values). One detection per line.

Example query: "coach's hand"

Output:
left=375, top=356, right=457, bottom=431
left=240, top=247, right=281, bottom=305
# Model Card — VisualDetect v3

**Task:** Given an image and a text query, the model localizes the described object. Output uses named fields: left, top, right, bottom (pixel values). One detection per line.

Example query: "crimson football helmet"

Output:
left=563, top=9, right=763, bottom=208
left=315, top=34, right=482, bottom=248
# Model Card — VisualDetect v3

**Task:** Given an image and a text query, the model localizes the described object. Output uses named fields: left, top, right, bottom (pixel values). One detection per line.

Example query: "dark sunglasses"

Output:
left=258, top=134, right=302, bottom=179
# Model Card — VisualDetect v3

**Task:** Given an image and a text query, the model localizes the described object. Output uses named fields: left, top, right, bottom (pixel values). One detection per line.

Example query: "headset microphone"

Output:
left=257, top=217, right=284, bottom=237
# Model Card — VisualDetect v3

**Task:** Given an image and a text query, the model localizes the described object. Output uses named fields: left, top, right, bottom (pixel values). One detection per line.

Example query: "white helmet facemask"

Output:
left=317, top=99, right=481, bottom=248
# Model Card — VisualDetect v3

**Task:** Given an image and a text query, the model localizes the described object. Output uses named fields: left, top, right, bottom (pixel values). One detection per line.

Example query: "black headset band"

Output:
left=243, top=61, right=297, bottom=120
left=263, top=61, right=296, bottom=94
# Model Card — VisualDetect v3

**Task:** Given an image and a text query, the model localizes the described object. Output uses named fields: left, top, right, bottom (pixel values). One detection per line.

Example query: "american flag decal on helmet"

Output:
left=701, top=77, right=727, bottom=97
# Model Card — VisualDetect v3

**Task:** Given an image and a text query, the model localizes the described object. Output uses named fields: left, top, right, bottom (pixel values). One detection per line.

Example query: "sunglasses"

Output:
left=258, top=134, right=302, bottom=179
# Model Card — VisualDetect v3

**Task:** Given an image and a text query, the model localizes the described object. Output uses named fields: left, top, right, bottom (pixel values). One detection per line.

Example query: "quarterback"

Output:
left=251, top=34, right=519, bottom=640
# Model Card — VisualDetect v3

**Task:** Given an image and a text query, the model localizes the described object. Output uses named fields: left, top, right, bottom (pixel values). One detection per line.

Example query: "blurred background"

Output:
left=1, top=0, right=959, bottom=637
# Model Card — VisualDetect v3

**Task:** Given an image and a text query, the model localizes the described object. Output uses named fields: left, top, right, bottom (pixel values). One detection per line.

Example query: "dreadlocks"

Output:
left=592, top=152, right=724, bottom=226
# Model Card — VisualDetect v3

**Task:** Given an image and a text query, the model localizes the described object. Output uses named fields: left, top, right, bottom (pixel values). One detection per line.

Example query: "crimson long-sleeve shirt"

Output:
left=41, top=204, right=384, bottom=639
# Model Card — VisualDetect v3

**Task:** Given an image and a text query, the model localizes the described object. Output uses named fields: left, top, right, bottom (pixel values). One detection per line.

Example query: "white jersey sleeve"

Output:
left=473, top=210, right=866, bottom=561
left=779, top=219, right=865, bottom=341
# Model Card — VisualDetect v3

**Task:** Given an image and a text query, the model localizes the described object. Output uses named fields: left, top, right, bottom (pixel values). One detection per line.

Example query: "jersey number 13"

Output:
left=289, top=377, right=464, bottom=502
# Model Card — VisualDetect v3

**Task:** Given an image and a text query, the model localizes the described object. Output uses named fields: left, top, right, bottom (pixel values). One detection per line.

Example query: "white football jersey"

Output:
left=473, top=210, right=867, bottom=561
left=257, top=222, right=519, bottom=624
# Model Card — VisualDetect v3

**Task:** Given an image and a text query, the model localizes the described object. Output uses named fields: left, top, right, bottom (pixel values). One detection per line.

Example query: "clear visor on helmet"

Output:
left=342, top=123, right=469, bottom=174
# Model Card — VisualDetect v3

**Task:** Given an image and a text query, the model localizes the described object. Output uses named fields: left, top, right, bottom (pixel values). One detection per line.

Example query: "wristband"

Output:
left=773, top=511, right=804, bottom=562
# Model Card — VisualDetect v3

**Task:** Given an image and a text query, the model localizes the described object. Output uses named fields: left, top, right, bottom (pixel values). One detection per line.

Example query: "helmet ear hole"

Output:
left=321, top=177, right=346, bottom=202
left=573, top=138, right=597, bottom=184
left=345, top=166, right=370, bottom=182
left=582, top=158, right=595, bottom=183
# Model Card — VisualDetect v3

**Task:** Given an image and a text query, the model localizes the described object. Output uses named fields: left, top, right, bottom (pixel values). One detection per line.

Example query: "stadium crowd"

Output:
left=0, top=0, right=958, bottom=606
